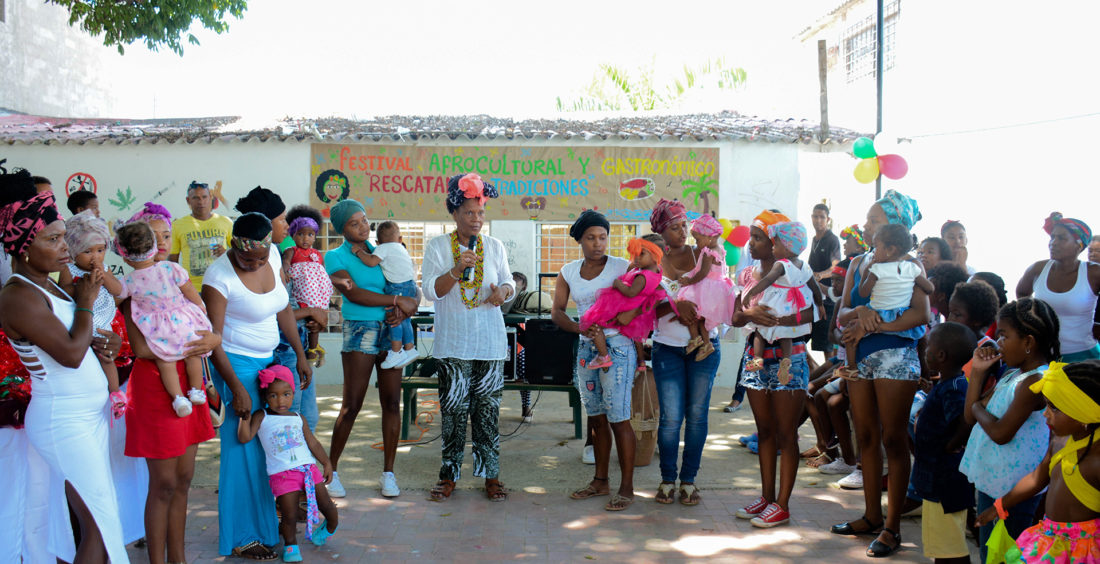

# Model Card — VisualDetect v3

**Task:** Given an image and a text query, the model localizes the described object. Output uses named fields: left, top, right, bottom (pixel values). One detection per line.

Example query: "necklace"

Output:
left=449, top=231, right=484, bottom=309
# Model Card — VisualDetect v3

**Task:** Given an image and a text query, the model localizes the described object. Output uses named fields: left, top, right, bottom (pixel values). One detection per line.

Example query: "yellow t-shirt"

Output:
left=170, top=213, right=233, bottom=292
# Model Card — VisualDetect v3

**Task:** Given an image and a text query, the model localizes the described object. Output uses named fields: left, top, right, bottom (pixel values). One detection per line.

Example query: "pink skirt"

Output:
left=269, top=464, right=323, bottom=497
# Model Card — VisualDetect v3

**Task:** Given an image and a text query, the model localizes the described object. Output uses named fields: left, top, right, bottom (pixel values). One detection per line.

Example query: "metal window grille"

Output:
left=535, top=223, right=638, bottom=289
left=843, top=0, right=900, bottom=83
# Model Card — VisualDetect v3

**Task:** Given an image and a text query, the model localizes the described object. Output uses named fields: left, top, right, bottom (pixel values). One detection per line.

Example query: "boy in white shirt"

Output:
left=358, top=221, right=420, bottom=369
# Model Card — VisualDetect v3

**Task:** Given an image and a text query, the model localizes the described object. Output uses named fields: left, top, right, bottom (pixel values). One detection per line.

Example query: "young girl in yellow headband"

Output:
left=977, top=360, right=1100, bottom=563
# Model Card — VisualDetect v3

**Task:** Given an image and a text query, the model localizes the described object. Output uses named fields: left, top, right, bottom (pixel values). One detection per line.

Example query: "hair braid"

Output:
left=998, top=297, right=1061, bottom=361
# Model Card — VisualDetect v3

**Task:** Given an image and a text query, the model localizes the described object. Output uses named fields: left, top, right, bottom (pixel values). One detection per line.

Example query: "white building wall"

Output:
left=0, top=0, right=118, bottom=117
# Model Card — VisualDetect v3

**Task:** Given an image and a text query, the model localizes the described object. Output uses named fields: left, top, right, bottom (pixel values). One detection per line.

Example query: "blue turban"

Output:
left=876, top=189, right=922, bottom=230
left=330, top=199, right=365, bottom=235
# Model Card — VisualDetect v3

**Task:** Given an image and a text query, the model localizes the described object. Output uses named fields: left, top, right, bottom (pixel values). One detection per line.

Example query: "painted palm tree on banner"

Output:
left=680, top=173, right=718, bottom=215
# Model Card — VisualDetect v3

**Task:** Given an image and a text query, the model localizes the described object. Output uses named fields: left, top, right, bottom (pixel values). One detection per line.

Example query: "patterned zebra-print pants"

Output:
left=435, top=358, right=504, bottom=482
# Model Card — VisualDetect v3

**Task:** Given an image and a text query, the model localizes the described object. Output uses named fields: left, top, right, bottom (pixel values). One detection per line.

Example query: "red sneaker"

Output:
left=735, top=496, right=769, bottom=519
left=750, top=503, right=790, bottom=528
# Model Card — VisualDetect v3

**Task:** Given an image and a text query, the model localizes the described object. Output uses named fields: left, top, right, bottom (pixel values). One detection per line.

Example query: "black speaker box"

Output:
left=522, top=318, right=577, bottom=385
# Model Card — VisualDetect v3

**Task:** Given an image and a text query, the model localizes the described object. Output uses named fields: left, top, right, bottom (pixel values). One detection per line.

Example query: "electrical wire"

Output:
left=906, top=111, right=1100, bottom=139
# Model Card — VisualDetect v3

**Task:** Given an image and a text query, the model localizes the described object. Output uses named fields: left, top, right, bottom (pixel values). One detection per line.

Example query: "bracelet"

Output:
left=75, top=307, right=94, bottom=315
left=447, top=269, right=461, bottom=280
left=393, top=295, right=398, bottom=306
left=993, top=497, right=1009, bottom=520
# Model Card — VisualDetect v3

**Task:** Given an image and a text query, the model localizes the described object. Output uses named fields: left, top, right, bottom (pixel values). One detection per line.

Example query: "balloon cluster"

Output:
left=717, top=219, right=751, bottom=266
left=852, top=134, right=908, bottom=184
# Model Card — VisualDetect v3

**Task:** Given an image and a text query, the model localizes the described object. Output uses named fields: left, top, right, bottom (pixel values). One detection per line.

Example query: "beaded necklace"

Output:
left=449, top=231, right=484, bottom=309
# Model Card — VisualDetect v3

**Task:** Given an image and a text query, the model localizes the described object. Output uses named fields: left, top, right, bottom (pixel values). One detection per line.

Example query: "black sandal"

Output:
left=830, top=515, right=884, bottom=536
left=867, top=527, right=902, bottom=558
left=231, top=540, right=278, bottom=561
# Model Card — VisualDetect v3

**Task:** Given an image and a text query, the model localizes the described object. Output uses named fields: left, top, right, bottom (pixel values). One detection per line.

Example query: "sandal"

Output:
left=777, top=357, right=792, bottom=385
left=685, top=336, right=704, bottom=354
left=867, top=527, right=902, bottom=558
left=231, top=540, right=278, bottom=561
left=428, top=479, right=456, bottom=502
left=655, top=481, right=676, bottom=504
left=679, top=483, right=701, bottom=506
left=604, top=493, right=633, bottom=512
left=830, top=515, right=884, bottom=536
left=800, top=445, right=823, bottom=459
left=806, top=452, right=833, bottom=468
left=694, top=340, right=715, bottom=362
left=485, top=479, right=507, bottom=502
left=745, top=357, right=765, bottom=372
left=309, top=345, right=326, bottom=368
left=570, top=477, right=609, bottom=500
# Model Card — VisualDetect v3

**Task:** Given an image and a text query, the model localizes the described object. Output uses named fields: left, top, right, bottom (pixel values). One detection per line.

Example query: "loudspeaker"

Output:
left=502, top=327, right=518, bottom=381
left=522, top=318, right=577, bottom=385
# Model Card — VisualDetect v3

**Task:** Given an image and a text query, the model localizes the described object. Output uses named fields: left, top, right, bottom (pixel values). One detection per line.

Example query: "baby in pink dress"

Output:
left=677, top=215, right=735, bottom=361
left=115, top=221, right=212, bottom=418
left=579, top=238, right=667, bottom=370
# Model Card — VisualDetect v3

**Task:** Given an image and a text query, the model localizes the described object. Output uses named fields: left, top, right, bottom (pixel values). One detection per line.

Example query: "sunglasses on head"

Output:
left=188, top=181, right=209, bottom=191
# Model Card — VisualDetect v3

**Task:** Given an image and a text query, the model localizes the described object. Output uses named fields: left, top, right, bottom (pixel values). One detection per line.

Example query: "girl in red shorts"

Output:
left=239, top=365, right=339, bottom=561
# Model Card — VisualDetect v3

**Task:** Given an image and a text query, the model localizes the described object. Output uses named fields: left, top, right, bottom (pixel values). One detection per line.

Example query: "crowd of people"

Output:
left=0, top=161, right=1096, bottom=563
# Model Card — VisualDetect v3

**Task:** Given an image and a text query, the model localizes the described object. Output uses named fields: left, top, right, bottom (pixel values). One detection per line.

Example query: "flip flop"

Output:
left=570, top=477, right=610, bottom=500
left=679, top=483, right=701, bottom=506
left=605, top=494, right=633, bottom=511
left=655, top=482, right=676, bottom=504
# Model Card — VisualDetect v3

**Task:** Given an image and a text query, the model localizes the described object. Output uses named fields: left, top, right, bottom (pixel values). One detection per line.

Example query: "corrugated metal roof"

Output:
left=0, top=109, right=865, bottom=146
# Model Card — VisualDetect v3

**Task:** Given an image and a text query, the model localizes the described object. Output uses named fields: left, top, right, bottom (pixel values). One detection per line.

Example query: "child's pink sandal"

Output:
left=745, top=357, right=765, bottom=372
left=109, top=391, right=127, bottom=420
left=587, top=355, right=614, bottom=370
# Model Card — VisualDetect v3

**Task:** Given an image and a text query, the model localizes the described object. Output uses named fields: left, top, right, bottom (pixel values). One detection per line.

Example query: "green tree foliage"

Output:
left=47, top=0, right=248, bottom=55
left=557, top=56, right=747, bottom=112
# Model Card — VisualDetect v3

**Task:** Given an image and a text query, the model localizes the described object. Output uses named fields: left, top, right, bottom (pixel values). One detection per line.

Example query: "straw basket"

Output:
left=631, top=367, right=659, bottom=466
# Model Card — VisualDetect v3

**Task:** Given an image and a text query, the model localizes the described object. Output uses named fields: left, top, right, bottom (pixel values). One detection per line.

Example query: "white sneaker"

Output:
left=328, top=471, right=347, bottom=498
left=186, top=387, right=207, bottom=405
left=171, top=396, right=193, bottom=418
left=380, top=349, right=405, bottom=370
left=380, top=471, right=400, bottom=497
left=582, top=445, right=595, bottom=464
left=397, top=349, right=420, bottom=369
left=819, top=459, right=858, bottom=475
left=837, top=468, right=864, bottom=490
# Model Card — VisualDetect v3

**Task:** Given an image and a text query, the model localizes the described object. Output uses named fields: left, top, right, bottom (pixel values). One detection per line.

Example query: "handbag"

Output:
left=203, top=359, right=224, bottom=428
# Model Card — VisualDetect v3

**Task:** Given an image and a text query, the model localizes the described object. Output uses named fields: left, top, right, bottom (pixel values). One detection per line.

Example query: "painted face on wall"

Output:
left=324, top=177, right=345, bottom=201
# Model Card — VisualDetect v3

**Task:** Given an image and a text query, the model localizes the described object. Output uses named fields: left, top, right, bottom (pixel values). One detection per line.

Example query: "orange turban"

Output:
left=751, top=210, right=791, bottom=232
left=627, top=238, right=664, bottom=264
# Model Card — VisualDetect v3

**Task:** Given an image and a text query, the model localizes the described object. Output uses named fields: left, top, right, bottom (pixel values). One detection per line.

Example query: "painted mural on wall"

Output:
left=309, top=144, right=718, bottom=222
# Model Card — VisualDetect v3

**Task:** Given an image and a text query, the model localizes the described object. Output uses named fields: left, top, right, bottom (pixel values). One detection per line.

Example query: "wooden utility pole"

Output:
left=818, top=40, right=830, bottom=143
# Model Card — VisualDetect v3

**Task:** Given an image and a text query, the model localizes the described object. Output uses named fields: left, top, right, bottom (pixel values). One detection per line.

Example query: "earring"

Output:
left=1026, top=348, right=1031, bottom=355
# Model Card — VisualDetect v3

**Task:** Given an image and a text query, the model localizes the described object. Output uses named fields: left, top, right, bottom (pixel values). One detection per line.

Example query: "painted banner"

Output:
left=309, top=144, right=718, bottom=222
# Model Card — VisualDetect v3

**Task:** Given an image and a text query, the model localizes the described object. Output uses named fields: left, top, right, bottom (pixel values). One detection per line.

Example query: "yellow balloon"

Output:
left=853, top=158, right=880, bottom=184
left=718, top=218, right=735, bottom=240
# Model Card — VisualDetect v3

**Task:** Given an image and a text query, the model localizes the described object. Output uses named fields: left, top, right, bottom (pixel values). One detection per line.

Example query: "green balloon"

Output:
left=724, top=241, right=741, bottom=266
left=853, top=137, right=877, bottom=159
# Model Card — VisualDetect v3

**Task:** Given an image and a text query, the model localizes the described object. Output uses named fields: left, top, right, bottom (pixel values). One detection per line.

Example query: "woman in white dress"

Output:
left=0, top=168, right=127, bottom=563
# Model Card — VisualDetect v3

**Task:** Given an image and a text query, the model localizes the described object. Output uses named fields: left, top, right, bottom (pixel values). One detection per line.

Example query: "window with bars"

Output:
left=843, top=0, right=900, bottom=83
left=535, top=223, right=638, bottom=280
left=314, top=221, right=488, bottom=332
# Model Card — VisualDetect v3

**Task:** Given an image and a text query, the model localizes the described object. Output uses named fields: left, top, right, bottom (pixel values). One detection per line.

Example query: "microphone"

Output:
left=462, top=236, right=477, bottom=281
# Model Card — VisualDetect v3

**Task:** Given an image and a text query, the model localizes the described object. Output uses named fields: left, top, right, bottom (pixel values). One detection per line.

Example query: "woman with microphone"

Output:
left=422, top=173, right=515, bottom=503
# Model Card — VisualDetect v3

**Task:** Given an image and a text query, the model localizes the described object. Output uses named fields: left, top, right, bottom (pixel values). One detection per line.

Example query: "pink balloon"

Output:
left=728, top=225, right=752, bottom=247
left=877, top=154, right=909, bottom=180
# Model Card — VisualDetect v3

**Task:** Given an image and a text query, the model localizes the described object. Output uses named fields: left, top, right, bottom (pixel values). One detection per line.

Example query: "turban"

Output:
left=288, top=216, right=320, bottom=237
left=330, top=199, right=365, bottom=235
left=258, top=364, right=295, bottom=391
left=649, top=198, right=687, bottom=234
left=1030, top=362, right=1100, bottom=424
left=231, top=212, right=273, bottom=252
left=840, top=224, right=869, bottom=251
left=569, top=210, right=610, bottom=242
left=235, top=186, right=286, bottom=221
left=65, top=210, right=111, bottom=257
left=127, top=202, right=172, bottom=225
left=446, top=173, right=498, bottom=214
left=1043, top=212, right=1091, bottom=250
left=627, top=238, right=664, bottom=265
left=751, top=209, right=791, bottom=232
left=0, top=192, right=62, bottom=256
left=768, top=221, right=808, bottom=256
left=690, top=214, right=722, bottom=238
left=876, top=189, right=922, bottom=229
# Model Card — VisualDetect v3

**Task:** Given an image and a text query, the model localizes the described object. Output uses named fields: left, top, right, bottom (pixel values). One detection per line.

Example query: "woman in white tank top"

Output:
left=0, top=174, right=128, bottom=563
left=1017, top=213, right=1100, bottom=361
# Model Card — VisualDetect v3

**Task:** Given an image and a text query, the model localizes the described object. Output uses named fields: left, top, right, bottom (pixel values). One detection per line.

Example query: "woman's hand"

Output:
left=92, top=329, right=121, bottom=362
left=841, top=320, right=867, bottom=347
left=231, top=385, right=252, bottom=419
left=455, top=249, right=477, bottom=273
left=73, top=267, right=104, bottom=309
left=396, top=296, right=418, bottom=316
left=483, top=284, right=510, bottom=307
left=743, top=304, right=778, bottom=327
left=855, top=306, right=882, bottom=333
left=297, top=356, right=314, bottom=389
left=384, top=305, right=407, bottom=328
left=674, top=300, right=699, bottom=325
left=183, top=330, right=221, bottom=358
left=583, top=325, right=603, bottom=340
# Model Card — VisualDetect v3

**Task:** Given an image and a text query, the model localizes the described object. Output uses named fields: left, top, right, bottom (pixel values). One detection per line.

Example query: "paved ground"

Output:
left=123, top=384, right=979, bottom=562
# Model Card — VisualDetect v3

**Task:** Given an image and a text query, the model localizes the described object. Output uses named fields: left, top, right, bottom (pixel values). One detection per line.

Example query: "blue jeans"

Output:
left=383, top=280, right=417, bottom=347
left=652, top=339, right=721, bottom=483
left=977, top=490, right=1042, bottom=563
left=275, top=320, right=319, bottom=432
left=574, top=335, right=637, bottom=423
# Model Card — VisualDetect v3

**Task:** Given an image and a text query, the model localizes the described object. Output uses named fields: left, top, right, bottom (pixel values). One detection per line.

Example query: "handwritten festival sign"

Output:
left=309, top=144, right=718, bottom=222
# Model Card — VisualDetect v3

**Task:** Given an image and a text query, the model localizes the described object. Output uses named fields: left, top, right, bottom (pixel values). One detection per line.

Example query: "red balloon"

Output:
left=728, top=225, right=752, bottom=247
left=877, top=154, right=909, bottom=180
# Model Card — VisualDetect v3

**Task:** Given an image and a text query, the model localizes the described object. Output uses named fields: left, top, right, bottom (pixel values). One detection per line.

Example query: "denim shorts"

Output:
left=740, top=351, right=809, bottom=392
left=574, top=336, right=636, bottom=423
left=342, top=319, right=385, bottom=354
left=857, top=346, right=921, bottom=381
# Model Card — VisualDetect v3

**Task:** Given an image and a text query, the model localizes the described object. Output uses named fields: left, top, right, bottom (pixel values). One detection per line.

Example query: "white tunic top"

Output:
left=202, top=251, right=289, bottom=358
left=421, top=234, right=514, bottom=360
left=560, top=256, right=629, bottom=342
